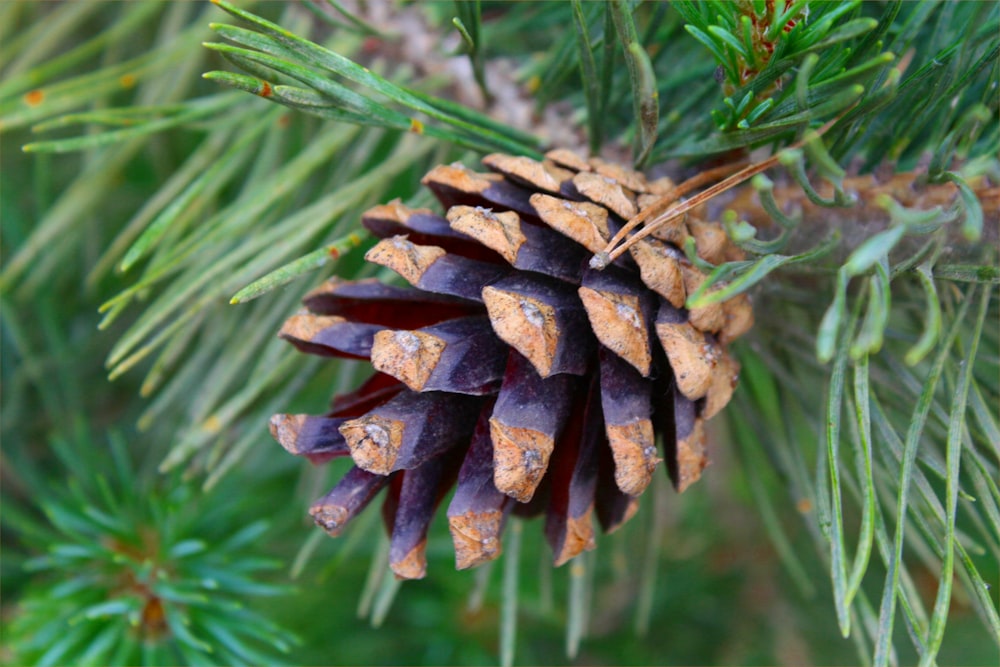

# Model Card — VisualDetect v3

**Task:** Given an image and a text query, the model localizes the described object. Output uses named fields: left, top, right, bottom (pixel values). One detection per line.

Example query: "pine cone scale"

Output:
left=666, top=390, right=709, bottom=492
left=309, top=466, right=392, bottom=537
left=339, top=391, right=481, bottom=475
left=370, top=315, right=506, bottom=395
left=598, top=350, right=659, bottom=496
left=365, top=235, right=509, bottom=302
left=579, top=266, right=658, bottom=376
left=303, top=278, right=480, bottom=325
left=270, top=413, right=350, bottom=465
left=388, top=449, right=462, bottom=579
left=482, top=153, right=575, bottom=195
left=655, top=300, right=720, bottom=401
left=529, top=193, right=613, bottom=255
left=482, top=275, right=594, bottom=377
left=447, top=401, right=511, bottom=569
left=422, top=164, right=537, bottom=219
left=573, top=170, right=639, bottom=219
left=544, top=375, right=602, bottom=565
left=278, top=314, right=381, bottom=359
left=446, top=204, right=587, bottom=282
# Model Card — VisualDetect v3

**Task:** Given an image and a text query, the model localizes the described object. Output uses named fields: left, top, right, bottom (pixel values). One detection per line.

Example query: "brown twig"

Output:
left=592, top=118, right=841, bottom=269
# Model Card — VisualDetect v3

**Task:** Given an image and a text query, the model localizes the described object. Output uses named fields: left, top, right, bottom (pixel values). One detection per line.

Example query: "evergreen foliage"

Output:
left=4, top=434, right=295, bottom=665
left=2, top=1, right=997, bottom=665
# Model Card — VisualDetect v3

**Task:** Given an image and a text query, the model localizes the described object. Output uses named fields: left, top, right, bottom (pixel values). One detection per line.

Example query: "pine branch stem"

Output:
left=593, top=117, right=843, bottom=269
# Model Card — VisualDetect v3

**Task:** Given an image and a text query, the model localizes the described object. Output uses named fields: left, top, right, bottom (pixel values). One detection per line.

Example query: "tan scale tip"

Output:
left=363, top=198, right=416, bottom=224
left=310, top=504, right=349, bottom=537
left=449, top=510, right=505, bottom=570
left=364, top=236, right=446, bottom=287
left=606, top=421, right=659, bottom=496
left=482, top=153, right=574, bottom=194
left=371, top=329, right=447, bottom=391
left=573, top=171, right=638, bottom=220
left=339, top=413, right=404, bottom=475
left=421, top=163, right=499, bottom=194
left=490, top=418, right=555, bottom=503
left=482, top=286, right=559, bottom=377
left=702, top=351, right=741, bottom=421
left=675, top=419, right=709, bottom=493
left=391, top=541, right=428, bottom=580
left=680, top=264, right=725, bottom=333
left=269, top=413, right=306, bottom=454
left=629, top=239, right=686, bottom=308
left=687, top=218, right=729, bottom=265
left=578, top=286, right=651, bottom=376
left=446, top=205, right=525, bottom=265
left=588, top=156, right=649, bottom=193
left=545, top=148, right=591, bottom=172
left=552, top=508, right=597, bottom=567
left=530, top=193, right=610, bottom=254
left=719, top=293, right=755, bottom=343
left=656, top=320, right=717, bottom=401
left=279, top=313, right=344, bottom=342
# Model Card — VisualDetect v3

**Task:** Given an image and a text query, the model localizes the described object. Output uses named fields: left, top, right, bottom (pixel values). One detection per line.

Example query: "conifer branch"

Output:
left=4, top=2, right=997, bottom=665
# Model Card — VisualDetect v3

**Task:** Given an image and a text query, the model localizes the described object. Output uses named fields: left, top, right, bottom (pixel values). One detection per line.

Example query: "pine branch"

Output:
left=4, top=1, right=998, bottom=665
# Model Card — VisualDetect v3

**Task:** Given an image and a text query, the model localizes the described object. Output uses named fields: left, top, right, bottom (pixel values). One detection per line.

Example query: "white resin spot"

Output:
left=615, top=301, right=641, bottom=328
left=522, top=448, right=543, bottom=470
left=520, top=299, right=544, bottom=328
left=396, top=331, right=421, bottom=354
left=475, top=205, right=497, bottom=221
left=364, top=424, right=390, bottom=447
left=702, top=343, right=721, bottom=364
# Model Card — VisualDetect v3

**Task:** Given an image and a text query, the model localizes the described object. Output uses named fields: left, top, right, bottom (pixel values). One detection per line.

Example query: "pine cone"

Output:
left=270, top=149, right=754, bottom=579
